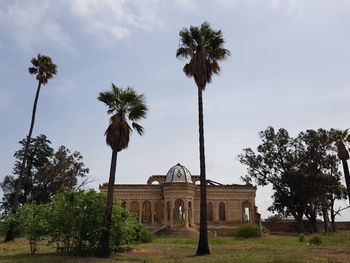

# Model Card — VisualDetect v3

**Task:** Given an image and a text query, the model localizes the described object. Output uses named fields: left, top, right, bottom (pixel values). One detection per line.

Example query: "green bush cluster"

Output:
left=236, top=224, right=261, bottom=238
left=309, top=235, right=322, bottom=245
left=1, top=190, right=151, bottom=255
left=297, top=233, right=305, bottom=242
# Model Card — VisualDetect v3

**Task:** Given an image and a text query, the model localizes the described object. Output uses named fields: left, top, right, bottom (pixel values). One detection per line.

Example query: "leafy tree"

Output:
left=1, top=135, right=53, bottom=213
left=34, top=146, right=89, bottom=203
left=176, top=22, right=230, bottom=256
left=95, top=84, right=148, bottom=258
left=6, top=54, right=57, bottom=242
left=328, top=128, right=350, bottom=203
left=16, top=203, right=49, bottom=255
left=239, top=127, right=344, bottom=233
left=1, top=135, right=89, bottom=214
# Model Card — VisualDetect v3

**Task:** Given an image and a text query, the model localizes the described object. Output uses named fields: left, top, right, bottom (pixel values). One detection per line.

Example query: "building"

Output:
left=99, top=163, right=260, bottom=236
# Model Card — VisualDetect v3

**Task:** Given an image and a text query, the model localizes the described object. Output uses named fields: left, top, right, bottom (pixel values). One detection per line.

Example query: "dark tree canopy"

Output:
left=239, top=127, right=346, bottom=232
left=1, top=135, right=89, bottom=214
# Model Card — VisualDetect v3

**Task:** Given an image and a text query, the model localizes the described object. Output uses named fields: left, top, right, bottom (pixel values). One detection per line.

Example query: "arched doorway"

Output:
left=219, top=202, right=226, bottom=222
left=174, top=199, right=185, bottom=226
left=207, top=201, right=214, bottom=222
left=142, top=201, right=152, bottom=223
left=154, top=200, right=164, bottom=224
left=188, top=201, right=193, bottom=227
left=242, top=201, right=252, bottom=223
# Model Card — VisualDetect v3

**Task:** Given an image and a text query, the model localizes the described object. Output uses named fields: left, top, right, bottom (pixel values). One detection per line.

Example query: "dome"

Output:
left=165, top=163, right=193, bottom=183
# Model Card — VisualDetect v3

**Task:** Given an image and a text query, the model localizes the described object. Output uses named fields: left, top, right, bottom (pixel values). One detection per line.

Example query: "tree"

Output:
left=16, top=203, right=49, bottom=255
left=328, top=128, right=350, bottom=203
left=34, top=146, right=89, bottom=203
left=1, top=135, right=53, bottom=213
left=95, top=84, right=148, bottom=258
left=176, top=22, right=230, bottom=256
left=1, top=135, right=89, bottom=214
left=239, top=127, right=344, bottom=233
left=6, top=54, right=57, bottom=242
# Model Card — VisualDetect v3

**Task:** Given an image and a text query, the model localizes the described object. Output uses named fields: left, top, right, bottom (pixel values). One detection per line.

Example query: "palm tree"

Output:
left=95, top=84, right=148, bottom=258
left=329, top=128, right=350, bottom=204
left=5, top=54, right=57, bottom=242
left=176, top=22, right=230, bottom=255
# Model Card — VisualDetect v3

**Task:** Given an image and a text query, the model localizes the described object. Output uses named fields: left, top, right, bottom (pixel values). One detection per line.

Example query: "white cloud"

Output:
left=0, top=0, right=74, bottom=53
left=69, top=0, right=164, bottom=43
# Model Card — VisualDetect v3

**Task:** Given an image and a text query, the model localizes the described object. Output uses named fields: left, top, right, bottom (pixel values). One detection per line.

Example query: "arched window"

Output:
left=174, top=199, right=185, bottom=226
left=242, top=201, right=251, bottom=223
left=142, top=201, right=152, bottom=223
left=130, top=201, right=139, bottom=216
left=207, top=202, right=214, bottom=222
left=219, top=202, right=226, bottom=222
left=154, top=200, right=164, bottom=224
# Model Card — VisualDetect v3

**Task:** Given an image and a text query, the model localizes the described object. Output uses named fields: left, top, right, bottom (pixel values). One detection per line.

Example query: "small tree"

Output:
left=16, top=203, right=49, bottom=255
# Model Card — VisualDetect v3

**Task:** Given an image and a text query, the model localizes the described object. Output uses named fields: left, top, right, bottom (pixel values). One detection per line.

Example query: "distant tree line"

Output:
left=239, top=127, right=349, bottom=233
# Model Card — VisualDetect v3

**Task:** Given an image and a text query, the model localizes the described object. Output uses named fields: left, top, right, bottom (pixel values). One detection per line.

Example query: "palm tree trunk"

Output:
left=95, top=150, right=118, bottom=258
left=5, top=81, right=42, bottom=242
left=196, top=86, right=210, bottom=256
left=341, top=160, right=350, bottom=204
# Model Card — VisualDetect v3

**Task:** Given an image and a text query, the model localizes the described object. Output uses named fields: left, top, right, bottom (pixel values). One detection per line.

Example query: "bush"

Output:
left=236, top=224, right=261, bottom=238
left=309, top=235, right=322, bottom=245
left=297, top=233, right=305, bottom=242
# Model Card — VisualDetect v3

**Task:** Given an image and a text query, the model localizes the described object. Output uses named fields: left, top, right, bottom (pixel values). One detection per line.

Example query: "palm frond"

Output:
left=132, top=122, right=144, bottom=136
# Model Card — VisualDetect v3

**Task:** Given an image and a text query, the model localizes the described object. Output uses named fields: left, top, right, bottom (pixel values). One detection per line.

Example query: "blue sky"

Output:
left=1, top=0, right=350, bottom=220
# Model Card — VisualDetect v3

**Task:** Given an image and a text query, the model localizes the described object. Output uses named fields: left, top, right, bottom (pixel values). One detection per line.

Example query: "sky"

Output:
left=1, top=0, right=350, bottom=220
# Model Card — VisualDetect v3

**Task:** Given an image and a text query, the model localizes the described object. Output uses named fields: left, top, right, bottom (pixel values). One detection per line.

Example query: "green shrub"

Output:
left=236, top=224, right=261, bottom=238
left=297, top=233, right=305, bottom=242
left=309, top=235, right=322, bottom=245
left=16, top=203, right=50, bottom=255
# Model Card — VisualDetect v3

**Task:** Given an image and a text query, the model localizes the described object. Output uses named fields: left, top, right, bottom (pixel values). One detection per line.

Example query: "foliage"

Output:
left=297, top=233, right=305, bottom=242
left=16, top=203, right=49, bottom=255
left=236, top=224, right=262, bottom=238
left=238, top=127, right=346, bottom=232
left=1, top=135, right=89, bottom=214
left=98, top=84, right=148, bottom=152
left=309, top=235, right=322, bottom=245
left=176, top=21, right=230, bottom=89
left=47, top=190, right=147, bottom=255
left=28, top=54, right=57, bottom=85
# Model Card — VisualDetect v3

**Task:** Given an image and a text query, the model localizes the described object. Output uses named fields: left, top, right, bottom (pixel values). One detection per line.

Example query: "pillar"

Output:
left=185, top=198, right=189, bottom=228
left=163, top=200, right=168, bottom=227
left=138, top=200, right=142, bottom=223
left=191, top=199, right=195, bottom=227
left=170, top=199, right=174, bottom=228
left=151, top=200, right=155, bottom=225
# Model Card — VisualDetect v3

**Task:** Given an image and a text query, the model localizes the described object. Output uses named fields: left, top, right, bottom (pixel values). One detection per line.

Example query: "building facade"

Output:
left=99, top=163, right=260, bottom=235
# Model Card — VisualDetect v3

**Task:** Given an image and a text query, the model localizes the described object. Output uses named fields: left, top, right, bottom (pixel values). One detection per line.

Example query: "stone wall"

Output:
left=262, top=221, right=350, bottom=232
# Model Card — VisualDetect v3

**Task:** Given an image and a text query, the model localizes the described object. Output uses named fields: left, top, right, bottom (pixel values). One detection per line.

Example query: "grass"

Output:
left=1, top=231, right=350, bottom=263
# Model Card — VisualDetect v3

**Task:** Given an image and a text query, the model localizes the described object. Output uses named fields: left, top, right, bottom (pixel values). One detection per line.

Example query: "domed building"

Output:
left=99, top=163, right=260, bottom=236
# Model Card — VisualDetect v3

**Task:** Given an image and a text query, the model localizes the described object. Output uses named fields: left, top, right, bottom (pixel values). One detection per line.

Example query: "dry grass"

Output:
left=1, top=231, right=350, bottom=263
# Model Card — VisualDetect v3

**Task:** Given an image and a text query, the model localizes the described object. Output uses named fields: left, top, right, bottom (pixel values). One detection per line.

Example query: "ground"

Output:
left=1, top=231, right=350, bottom=263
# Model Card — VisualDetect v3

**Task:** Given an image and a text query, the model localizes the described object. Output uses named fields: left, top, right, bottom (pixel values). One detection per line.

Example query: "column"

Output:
left=185, top=198, right=189, bottom=228
left=151, top=200, right=155, bottom=225
left=170, top=199, right=174, bottom=228
left=138, top=200, right=142, bottom=223
left=191, top=199, right=195, bottom=227
left=163, top=200, right=168, bottom=227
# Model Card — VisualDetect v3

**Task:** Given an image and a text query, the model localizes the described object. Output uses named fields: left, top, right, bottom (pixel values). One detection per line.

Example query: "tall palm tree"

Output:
left=5, top=54, right=57, bottom=242
left=176, top=22, right=230, bottom=255
left=95, top=84, right=148, bottom=258
left=329, top=128, right=350, bottom=204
